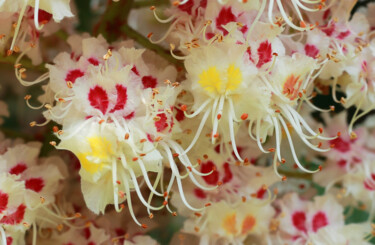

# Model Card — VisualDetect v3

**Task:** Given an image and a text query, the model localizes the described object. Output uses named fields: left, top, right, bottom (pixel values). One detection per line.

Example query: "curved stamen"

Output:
left=184, top=99, right=212, bottom=118
left=183, top=108, right=212, bottom=154
left=128, top=168, right=165, bottom=211
left=228, top=109, right=244, bottom=162
left=112, top=159, right=122, bottom=213
left=9, top=0, right=28, bottom=52
left=278, top=115, right=320, bottom=173
left=121, top=171, right=142, bottom=226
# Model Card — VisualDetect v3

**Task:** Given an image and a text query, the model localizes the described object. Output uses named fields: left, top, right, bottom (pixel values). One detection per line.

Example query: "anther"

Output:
left=142, top=224, right=148, bottom=229
left=180, top=104, right=187, bottom=111
left=30, top=121, right=36, bottom=127
left=149, top=213, right=154, bottom=219
left=125, top=133, right=130, bottom=140
left=241, top=113, right=248, bottom=120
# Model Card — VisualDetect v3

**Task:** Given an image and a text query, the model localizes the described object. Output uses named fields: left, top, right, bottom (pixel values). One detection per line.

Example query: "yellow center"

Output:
left=198, top=64, right=242, bottom=95
left=77, top=136, right=114, bottom=174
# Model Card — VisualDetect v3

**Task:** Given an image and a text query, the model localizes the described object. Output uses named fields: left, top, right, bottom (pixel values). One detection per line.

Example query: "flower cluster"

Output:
left=0, top=0, right=375, bottom=244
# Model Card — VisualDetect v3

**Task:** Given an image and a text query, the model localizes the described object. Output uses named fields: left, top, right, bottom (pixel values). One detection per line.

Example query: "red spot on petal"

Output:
left=114, top=228, right=126, bottom=244
left=9, top=163, right=27, bottom=175
left=0, top=204, right=26, bottom=225
left=178, top=0, right=194, bottom=14
left=65, top=69, right=84, bottom=83
left=312, top=211, right=328, bottom=232
left=337, top=30, right=351, bottom=40
left=206, top=32, right=215, bottom=40
left=33, top=9, right=52, bottom=25
left=321, top=23, right=335, bottom=36
left=155, top=113, right=170, bottom=132
left=292, top=211, right=307, bottom=232
left=222, top=163, right=233, bottom=183
left=88, top=57, right=99, bottom=66
left=323, top=9, right=331, bottom=20
left=25, top=178, right=45, bottom=193
left=304, top=44, right=319, bottom=58
left=141, top=76, right=157, bottom=89
left=201, top=161, right=219, bottom=185
left=6, top=237, right=12, bottom=245
left=256, top=187, right=266, bottom=199
left=88, top=86, right=109, bottom=114
left=124, top=111, right=135, bottom=120
left=337, top=159, right=347, bottom=168
left=83, top=227, right=91, bottom=239
left=175, top=107, right=185, bottom=122
left=109, top=85, right=128, bottom=113
left=257, top=41, right=272, bottom=68
left=194, top=188, right=206, bottom=199
left=216, top=7, right=236, bottom=34
left=0, top=192, right=9, bottom=213
left=329, top=137, right=351, bottom=153
left=131, top=66, right=140, bottom=76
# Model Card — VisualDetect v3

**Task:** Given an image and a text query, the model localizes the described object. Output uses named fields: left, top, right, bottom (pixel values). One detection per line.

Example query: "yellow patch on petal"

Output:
left=78, top=136, right=114, bottom=174
left=198, top=64, right=242, bottom=95
left=226, top=64, right=242, bottom=91
left=222, top=212, right=238, bottom=235
left=241, top=215, right=256, bottom=235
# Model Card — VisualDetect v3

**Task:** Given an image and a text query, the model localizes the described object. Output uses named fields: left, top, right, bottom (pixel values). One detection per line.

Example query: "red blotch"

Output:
left=36, top=9, right=52, bottom=25
left=175, top=107, right=185, bottom=122
left=65, top=69, right=84, bottom=83
left=364, top=174, right=375, bottom=191
left=337, top=159, right=347, bottom=168
left=206, top=32, right=215, bottom=40
left=304, top=44, right=319, bottom=58
left=0, top=204, right=26, bottom=225
left=337, top=30, right=350, bottom=40
left=194, top=188, right=206, bottom=199
left=124, top=111, right=135, bottom=120
left=109, top=85, right=128, bottom=113
left=88, top=57, right=99, bottom=66
left=131, top=66, right=140, bottom=76
left=222, top=163, right=233, bottom=183
left=0, top=192, right=9, bottom=213
left=141, top=76, right=157, bottom=89
left=216, top=7, right=236, bottom=34
left=88, top=86, right=109, bottom=114
left=88, top=242, right=95, bottom=245
left=178, top=0, right=194, bottom=14
left=6, top=237, right=12, bottom=245
left=321, top=23, right=335, bottom=36
left=155, top=113, right=169, bottom=132
left=114, top=228, right=126, bottom=244
left=329, top=137, right=351, bottom=153
left=256, top=187, right=266, bottom=199
left=292, top=211, right=307, bottom=232
left=257, top=41, right=272, bottom=68
left=83, top=227, right=91, bottom=239
left=9, top=163, right=27, bottom=175
left=312, top=211, right=328, bottom=232
left=323, top=9, right=331, bottom=20
left=25, top=178, right=45, bottom=193
left=200, top=161, right=219, bottom=185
